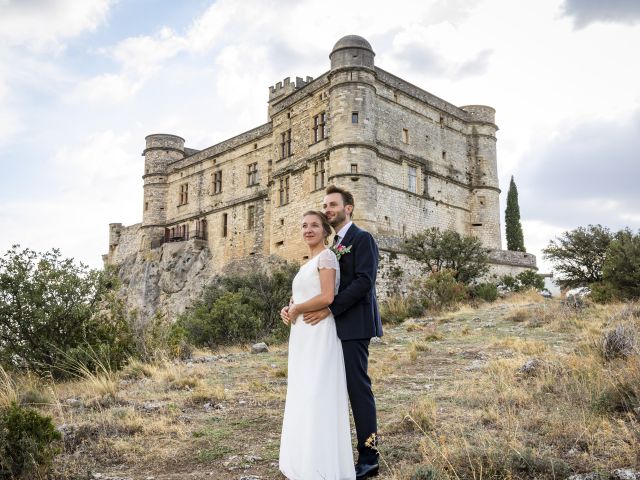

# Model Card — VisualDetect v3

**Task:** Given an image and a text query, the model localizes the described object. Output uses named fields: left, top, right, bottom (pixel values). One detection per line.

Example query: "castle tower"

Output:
left=327, top=35, right=379, bottom=233
left=141, top=134, right=185, bottom=248
left=461, top=105, right=502, bottom=249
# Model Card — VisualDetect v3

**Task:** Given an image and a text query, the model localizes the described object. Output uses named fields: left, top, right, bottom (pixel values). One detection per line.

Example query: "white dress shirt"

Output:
left=334, top=221, right=353, bottom=246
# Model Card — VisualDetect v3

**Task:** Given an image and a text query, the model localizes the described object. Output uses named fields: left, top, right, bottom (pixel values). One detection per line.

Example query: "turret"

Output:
left=141, top=134, right=185, bottom=247
left=329, top=35, right=375, bottom=71
left=461, top=105, right=501, bottom=249
left=327, top=35, right=379, bottom=232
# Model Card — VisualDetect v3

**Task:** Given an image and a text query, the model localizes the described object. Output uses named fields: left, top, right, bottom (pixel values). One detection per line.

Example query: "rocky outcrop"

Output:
left=115, top=239, right=293, bottom=325
left=116, top=239, right=212, bottom=323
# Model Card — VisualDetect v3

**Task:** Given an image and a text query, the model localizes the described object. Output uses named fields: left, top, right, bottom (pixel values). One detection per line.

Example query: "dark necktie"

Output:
left=333, top=234, right=340, bottom=247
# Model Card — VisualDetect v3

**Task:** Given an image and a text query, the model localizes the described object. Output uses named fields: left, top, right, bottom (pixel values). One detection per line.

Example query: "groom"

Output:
left=304, top=185, right=383, bottom=479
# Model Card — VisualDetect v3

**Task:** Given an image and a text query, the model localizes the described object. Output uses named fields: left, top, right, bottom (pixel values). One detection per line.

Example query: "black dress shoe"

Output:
left=355, top=462, right=379, bottom=479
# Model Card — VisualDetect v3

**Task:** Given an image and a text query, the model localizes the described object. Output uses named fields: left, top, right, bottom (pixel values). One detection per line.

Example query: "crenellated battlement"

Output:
left=268, top=76, right=313, bottom=102
left=461, top=105, right=496, bottom=125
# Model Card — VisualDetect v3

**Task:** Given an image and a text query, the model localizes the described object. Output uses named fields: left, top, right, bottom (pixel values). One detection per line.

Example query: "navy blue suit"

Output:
left=330, top=223, right=383, bottom=464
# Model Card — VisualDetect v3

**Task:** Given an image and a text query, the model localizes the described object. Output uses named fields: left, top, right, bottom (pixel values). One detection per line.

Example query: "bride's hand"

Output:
left=288, top=304, right=300, bottom=322
left=280, top=305, right=290, bottom=325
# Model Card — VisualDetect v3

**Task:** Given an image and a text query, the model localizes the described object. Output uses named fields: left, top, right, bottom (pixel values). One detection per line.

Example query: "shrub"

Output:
left=542, top=224, right=614, bottom=288
left=178, top=263, right=298, bottom=346
left=411, top=465, right=444, bottom=480
left=590, top=281, right=618, bottom=303
left=471, top=282, right=498, bottom=302
left=380, top=294, right=418, bottom=325
left=178, top=292, right=262, bottom=346
left=599, top=324, right=638, bottom=361
left=412, top=270, right=467, bottom=310
left=498, top=270, right=545, bottom=293
left=136, top=313, right=192, bottom=361
left=403, top=228, right=489, bottom=284
left=0, top=246, right=136, bottom=378
left=603, top=228, right=640, bottom=300
left=0, top=402, right=61, bottom=479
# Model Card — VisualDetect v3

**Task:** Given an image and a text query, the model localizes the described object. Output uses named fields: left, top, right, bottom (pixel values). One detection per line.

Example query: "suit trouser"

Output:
left=341, top=338, right=378, bottom=463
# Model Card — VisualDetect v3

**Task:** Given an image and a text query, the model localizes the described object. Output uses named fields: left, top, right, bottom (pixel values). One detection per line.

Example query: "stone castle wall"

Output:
left=106, top=35, right=536, bottom=322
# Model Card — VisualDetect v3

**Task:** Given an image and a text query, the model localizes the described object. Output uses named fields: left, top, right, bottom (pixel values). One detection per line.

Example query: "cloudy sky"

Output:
left=0, top=0, right=638, bottom=273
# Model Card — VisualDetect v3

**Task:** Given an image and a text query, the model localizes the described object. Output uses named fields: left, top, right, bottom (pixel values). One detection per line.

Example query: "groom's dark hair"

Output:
left=325, top=185, right=355, bottom=213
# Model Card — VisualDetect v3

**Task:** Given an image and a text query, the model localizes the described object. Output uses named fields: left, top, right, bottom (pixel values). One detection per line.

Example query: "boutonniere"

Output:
left=331, top=244, right=352, bottom=260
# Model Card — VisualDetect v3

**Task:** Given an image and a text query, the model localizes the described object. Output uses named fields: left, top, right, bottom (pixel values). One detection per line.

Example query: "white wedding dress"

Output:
left=279, top=248, right=355, bottom=480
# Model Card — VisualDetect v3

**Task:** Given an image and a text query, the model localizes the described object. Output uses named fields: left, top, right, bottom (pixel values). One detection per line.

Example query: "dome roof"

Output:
left=331, top=35, right=374, bottom=55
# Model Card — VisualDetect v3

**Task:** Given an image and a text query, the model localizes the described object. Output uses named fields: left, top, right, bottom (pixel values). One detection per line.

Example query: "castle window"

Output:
left=144, top=201, right=149, bottom=211
left=402, top=128, right=409, bottom=144
left=442, top=150, right=447, bottom=160
left=213, top=170, right=222, bottom=194
left=351, top=164, right=358, bottom=174
left=408, top=166, right=417, bottom=193
left=313, top=159, right=326, bottom=190
left=352, top=112, right=359, bottom=124
left=222, top=213, right=228, bottom=237
left=247, top=205, right=256, bottom=229
left=195, top=219, right=207, bottom=240
left=281, top=129, right=292, bottom=158
left=179, top=183, right=189, bottom=205
left=279, top=176, right=290, bottom=206
left=313, top=112, right=327, bottom=143
left=479, top=196, right=486, bottom=206
left=247, top=162, right=259, bottom=186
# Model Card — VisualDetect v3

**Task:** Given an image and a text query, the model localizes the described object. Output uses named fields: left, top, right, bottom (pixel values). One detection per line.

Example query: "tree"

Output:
left=505, top=175, right=526, bottom=252
left=542, top=224, right=613, bottom=288
left=0, top=245, right=135, bottom=376
left=403, top=228, right=489, bottom=284
left=603, top=228, right=640, bottom=299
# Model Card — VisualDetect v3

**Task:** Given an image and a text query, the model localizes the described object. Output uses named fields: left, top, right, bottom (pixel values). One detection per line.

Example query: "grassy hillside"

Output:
left=2, top=292, right=639, bottom=479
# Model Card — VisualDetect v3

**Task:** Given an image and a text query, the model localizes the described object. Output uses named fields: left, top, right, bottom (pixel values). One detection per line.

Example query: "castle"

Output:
left=104, top=35, right=535, bottom=317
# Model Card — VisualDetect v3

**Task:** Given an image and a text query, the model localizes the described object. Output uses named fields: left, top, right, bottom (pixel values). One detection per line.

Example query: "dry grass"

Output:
left=3, top=298, right=639, bottom=479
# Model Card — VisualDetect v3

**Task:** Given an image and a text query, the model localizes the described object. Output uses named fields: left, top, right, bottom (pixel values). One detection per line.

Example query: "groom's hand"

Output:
left=303, top=308, right=330, bottom=325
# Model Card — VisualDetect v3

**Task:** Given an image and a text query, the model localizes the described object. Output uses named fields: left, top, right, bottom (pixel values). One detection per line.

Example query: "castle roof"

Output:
left=331, top=35, right=374, bottom=55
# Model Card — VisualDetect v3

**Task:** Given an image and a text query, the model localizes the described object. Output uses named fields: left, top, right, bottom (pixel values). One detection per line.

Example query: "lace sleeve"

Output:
left=317, top=249, right=339, bottom=271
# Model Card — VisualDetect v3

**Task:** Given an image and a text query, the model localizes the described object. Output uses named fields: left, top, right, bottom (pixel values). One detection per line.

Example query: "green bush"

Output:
left=0, top=246, right=136, bottom=378
left=499, top=270, right=545, bottom=293
left=178, top=291, right=262, bottom=346
left=413, top=270, right=468, bottom=310
left=0, top=402, right=61, bottom=479
left=590, top=281, right=617, bottom=303
left=603, top=228, right=640, bottom=300
left=177, top=262, right=298, bottom=346
left=471, top=282, right=498, bottom=302
left=403, top=227, right=489, bottom=284
left=136, top=313, right=192, bottom=360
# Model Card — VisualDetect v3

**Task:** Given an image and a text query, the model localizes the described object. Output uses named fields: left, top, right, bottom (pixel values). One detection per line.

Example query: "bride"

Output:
left=279, top=210, right=356, bottom=480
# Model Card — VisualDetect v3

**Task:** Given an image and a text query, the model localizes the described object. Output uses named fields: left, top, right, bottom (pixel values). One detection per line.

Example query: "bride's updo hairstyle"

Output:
left=302, top=210, right=333, bottom=244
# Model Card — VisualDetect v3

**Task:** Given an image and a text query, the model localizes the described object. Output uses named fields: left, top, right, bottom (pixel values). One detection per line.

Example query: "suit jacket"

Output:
left=330, top=223, right=383, bottom=340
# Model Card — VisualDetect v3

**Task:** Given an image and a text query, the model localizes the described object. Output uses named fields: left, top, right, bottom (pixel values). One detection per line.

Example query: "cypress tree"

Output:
left=505, top=175, right=526, bottom=252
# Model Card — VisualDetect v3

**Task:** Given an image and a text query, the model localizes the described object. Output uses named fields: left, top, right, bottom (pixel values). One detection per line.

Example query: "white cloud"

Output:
left=0, top=0, right=113, bottom=51
left=0, top=130, right=143, bottom=267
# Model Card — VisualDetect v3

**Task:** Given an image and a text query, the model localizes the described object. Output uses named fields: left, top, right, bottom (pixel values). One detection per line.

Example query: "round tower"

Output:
left=327, top=35, right=379, bottom=232
left=141, top=134, right=185, bottom=246
left=460, top=105, right=501, bottom=249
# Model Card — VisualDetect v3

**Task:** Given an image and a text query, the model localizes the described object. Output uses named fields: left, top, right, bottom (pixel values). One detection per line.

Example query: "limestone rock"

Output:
left=251, top=342, right=269, bottom=354
left=611, top=469, right=640, bottom=480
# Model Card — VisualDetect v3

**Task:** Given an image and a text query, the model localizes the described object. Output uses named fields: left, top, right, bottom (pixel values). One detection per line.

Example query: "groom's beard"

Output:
left=329, top=210, right=347, bottom=229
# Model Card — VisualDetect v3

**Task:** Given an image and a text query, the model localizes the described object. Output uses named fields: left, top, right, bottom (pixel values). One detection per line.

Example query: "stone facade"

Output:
left=104, top=35, right=535, bottom=319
